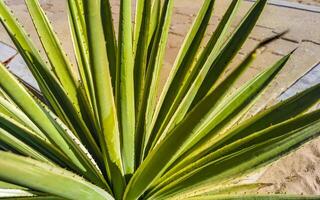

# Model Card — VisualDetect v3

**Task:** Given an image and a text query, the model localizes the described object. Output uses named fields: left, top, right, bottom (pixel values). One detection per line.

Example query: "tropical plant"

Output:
left=0, top=0, right=319, bottom=199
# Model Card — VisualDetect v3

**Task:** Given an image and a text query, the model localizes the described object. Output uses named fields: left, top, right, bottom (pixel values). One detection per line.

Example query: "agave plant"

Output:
left=0, top=0, right=319, bottom=199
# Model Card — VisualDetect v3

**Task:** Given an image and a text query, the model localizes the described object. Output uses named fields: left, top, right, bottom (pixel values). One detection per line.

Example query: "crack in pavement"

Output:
left=280, top=37, right=300, bottom=44
left=302, top=39, right=320, bottom=46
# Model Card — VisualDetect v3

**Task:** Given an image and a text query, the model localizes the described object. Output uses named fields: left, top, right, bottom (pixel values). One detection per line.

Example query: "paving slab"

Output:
left=0, top=42, right=16, bottom=63
left=287, top=0, right=320, bottom=6
left=248, top=0, right=320, bottom=12
left=6, top=54, right=39, bottom=90
left=279, top=62, right=320, bottom=100
left=1, top=2, right=319, bottom=92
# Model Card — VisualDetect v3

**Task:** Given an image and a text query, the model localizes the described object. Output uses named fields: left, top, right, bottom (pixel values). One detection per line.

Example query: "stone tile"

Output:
left=248, top=42, right=320, bottom=114
left=1, top=0, right=319, bottom=107
left=257, top=2, right=320, bottom=44
left=279, top=62, right=320, bottom=100
left=6, top=54, right=39, bottom=90
left=0, top=42, right=16, bottom=63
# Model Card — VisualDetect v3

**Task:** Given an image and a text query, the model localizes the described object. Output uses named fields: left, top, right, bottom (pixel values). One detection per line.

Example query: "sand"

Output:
left=0, top=0, right=320, bottom=196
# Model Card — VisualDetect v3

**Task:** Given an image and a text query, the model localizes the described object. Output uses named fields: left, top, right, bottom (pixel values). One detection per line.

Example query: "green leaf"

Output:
left=0, top=0, right=73, bottom=126
left=1, top=0, right=320, bottom=199
left=145, top=0, right=239, bottom=155
left=0, top=63, right=108, bottom=191
left=0, top=180, right=26, bottom=190
left=191, top=183, right=272, bottom=196
left=149, top=108, right=320, bottom=195
left=0, top=152, right=114, bottom=200
left=0, top=194, right=64, bottom=200
left=0, top=189, right=36, bottom=199
left=13, top=74, right=46, bottom=104
left=124, top=52, right=289, bottom=200
left=0, top=62, right=81, bottom=169
left=67, top=0, right=96, bottom=111
left=0, top=183, right=49, bottom=199
left=133, top=0, right=144, bottom=57
left=36, top=99, right=110, bottom=191
left=0, top=128, right=49, bottom=163
left=135, top=0, right=174, bottom=164
left=117, top=0, right=136, bottom=176
left=148, top=0, right=161, bottom=46
left=178, top=81, right=320, bottom=172
left=133, top=0, right=152, bottom=167
left=0, top=112, right=71, bottom=169
left=67, top=0, right=102, bottom=156
left=101, top=0, right=118, bottom=89
left=191, top=0, right=267, bottom=106
left=0, top=95, right=43, bottom=137
left=0, top=1, right=101, bottom=167
left=186, top=194, right=320, bottom=200
left=151, top=118, right=320, bottom=198
left=149, top=183, right=271, bottom=199
left=159, top=32, right=291, bottom=177
left=24, top=0, right=80, bottom=113
left=84, top=0, right=125, bottom=198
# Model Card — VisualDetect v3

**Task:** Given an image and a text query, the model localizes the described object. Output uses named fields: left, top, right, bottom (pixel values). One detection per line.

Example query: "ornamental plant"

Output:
left=0, top=0, right=319, bottom=199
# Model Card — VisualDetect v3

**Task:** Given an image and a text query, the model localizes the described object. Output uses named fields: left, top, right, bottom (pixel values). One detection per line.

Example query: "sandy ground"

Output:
left=0, top=0, right=320, bottom=196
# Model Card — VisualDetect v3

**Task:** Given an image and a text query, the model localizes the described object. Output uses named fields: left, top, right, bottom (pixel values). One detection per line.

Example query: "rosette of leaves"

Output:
left=0, top=0, right=319, bottom=199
